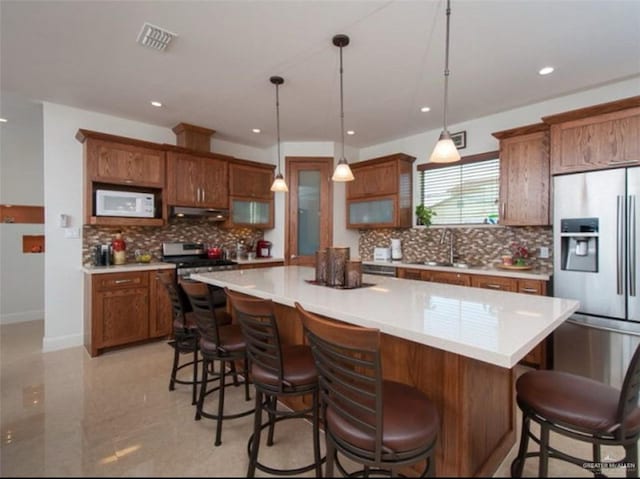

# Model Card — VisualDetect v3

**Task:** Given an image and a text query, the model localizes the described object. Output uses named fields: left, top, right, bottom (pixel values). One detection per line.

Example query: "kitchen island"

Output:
left=191, top=266, right=579, bottom=477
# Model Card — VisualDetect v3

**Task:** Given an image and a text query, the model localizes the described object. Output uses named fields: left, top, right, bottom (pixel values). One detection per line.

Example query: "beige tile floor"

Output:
left=0, top=320, right=632, bottom=477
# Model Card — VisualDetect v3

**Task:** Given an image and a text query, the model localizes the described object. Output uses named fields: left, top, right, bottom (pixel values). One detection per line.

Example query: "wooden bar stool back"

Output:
left=296, top=302, right=439, bottom=478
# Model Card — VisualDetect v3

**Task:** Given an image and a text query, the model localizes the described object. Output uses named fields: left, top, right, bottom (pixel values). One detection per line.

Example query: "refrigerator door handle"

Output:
left=630, top=195, right=637, bottom=297
left=618, top=195, right=624, bottom=295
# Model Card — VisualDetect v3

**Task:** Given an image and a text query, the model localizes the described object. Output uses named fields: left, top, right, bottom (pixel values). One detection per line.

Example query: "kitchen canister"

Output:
left=315, top=249, right=328, bottom=284
left=326, top=247, right=350, bottom=287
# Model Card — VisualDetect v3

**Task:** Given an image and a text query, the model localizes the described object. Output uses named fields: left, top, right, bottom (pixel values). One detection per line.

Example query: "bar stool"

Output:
left=225, top=289, right=322, bottom=477
left=157, top=273, right=202, bottom=405
left=181, top=281, right=253, bottom=447
left=296, top=302, right=439, bottom=478
left=511, top=343, right=640, bottom=477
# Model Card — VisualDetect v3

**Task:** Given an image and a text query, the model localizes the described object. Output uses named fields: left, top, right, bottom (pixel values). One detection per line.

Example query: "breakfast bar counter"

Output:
left=191, top=266, right=579, bottom=477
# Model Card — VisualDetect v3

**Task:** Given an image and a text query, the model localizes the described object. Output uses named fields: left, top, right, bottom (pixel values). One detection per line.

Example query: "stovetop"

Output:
left=162, top=256, right=237, bottom=268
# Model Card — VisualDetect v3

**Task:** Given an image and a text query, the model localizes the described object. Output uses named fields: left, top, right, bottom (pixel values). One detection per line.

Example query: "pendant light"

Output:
left=331, top=34, right=355, bottom=182
left=270, top=75, right=289, bottom=192
left=429, top=0, right=461, bottom=163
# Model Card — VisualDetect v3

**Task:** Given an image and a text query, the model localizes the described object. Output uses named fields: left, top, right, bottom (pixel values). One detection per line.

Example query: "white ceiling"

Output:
left=2, top=1, right=639, bottom=149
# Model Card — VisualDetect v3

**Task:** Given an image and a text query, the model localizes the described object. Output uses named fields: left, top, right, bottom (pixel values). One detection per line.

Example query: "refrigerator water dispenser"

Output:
left=560, top=218, right=598, bottom=272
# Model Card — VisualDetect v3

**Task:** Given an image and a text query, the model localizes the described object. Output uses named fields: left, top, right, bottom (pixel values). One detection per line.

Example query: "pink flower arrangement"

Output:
left=510, top=242, right=529, bottom=265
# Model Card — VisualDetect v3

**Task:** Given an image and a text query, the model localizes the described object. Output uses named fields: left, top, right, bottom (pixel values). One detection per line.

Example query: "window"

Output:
left=418, top=151, right=499, bottom=225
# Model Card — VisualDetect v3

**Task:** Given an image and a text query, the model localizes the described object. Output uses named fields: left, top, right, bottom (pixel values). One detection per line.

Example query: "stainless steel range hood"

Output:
left=170, top=206, right=229, bottom=220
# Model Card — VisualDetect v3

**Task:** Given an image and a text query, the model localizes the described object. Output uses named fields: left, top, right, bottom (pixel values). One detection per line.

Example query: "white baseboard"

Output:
left=42, top=333, right=83, bottom=352
left=0, top=310, right=44, bottom=325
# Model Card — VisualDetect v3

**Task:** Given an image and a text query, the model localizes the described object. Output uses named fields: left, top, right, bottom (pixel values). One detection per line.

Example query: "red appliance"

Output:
left=256, top=240, right=272, bottom=258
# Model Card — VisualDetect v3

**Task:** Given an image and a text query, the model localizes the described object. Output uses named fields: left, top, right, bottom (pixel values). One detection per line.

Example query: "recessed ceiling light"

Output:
left=252, top=128, right=261, bottom=133
left=420, top=106, right=431, bottom=113
left=0, top=118, right=7, bottom=123
left=538, top=66, right=554, bottom=76
left=346, top=130, right=355, bottom=136
left=150, top=101, right=163, bottom=107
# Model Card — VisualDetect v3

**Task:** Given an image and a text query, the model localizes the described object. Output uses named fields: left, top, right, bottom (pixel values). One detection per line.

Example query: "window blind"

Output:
left=419, top=158, right=500, bottom=225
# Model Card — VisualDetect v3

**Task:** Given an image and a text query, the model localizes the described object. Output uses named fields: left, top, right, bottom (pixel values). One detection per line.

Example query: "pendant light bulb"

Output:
left=269, top=75, right=288, bottom=192
left=429, top=0, right=460, bottom=164
left=332, top=34, right=355, bottom=182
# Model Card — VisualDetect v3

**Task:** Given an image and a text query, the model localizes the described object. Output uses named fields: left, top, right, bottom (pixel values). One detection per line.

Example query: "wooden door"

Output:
left=169, top=152, right=200, bottom=206
left=201, top=156, right=229, bottom=208
left=229, top=162, right=274, bottom=198
left=87, top=139, right=165, bottom=187
left=286, top=157, right=333, bottom=266
left=149, top=270, right=174, bottom=338
left=430, top=271, right=471, bottom=286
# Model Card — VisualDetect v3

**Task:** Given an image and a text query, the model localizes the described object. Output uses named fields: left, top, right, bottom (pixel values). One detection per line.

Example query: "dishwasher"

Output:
left=362, top=263, right=397, bottom=277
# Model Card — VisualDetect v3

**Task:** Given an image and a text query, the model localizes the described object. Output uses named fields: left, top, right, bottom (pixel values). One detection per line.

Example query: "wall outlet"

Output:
left=539, top=246, right=549, bottom=258
left=64, top=228, right=80, bottom=239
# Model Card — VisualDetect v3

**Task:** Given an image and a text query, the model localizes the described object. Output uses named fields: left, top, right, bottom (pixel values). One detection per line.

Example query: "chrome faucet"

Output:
left=439, top=228, right=457, bottom=265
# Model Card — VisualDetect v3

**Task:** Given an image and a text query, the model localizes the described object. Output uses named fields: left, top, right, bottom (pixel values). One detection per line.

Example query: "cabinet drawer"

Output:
left=396, top=268, right=425, bottom=281
left=94, top=271, right=149, bottom=291
left=430, top=271, right=471, bottom=286
left=471, top=275, right=517, bottom=291
left=518, top=279, right=546, bottom=295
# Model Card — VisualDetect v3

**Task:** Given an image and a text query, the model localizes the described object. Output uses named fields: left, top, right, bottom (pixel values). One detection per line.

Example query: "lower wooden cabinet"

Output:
left=396, top=267, right=550, bottom=369
left=238, top=261, right=285, bottom=270
left=85, top=268, right=175, bottom=357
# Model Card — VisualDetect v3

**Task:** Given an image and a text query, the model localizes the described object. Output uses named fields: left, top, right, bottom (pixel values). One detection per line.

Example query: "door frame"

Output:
left=284, top=156, right=334, bottom=266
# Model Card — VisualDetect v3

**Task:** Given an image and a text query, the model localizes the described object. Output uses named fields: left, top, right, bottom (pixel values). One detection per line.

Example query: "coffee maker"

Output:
left=256, top=240, right=272, bottom=258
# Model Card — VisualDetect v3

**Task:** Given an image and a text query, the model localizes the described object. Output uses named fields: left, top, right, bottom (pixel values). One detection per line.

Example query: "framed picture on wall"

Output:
left=451, top=131, right=467, bottom=149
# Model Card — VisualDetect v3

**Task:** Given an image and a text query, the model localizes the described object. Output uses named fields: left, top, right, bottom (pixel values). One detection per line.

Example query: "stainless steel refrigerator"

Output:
left=553, top=167, right=640, bottom=388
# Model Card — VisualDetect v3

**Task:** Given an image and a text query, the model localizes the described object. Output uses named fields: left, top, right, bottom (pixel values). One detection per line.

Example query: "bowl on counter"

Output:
left=134, top=250, right=153, bottom=263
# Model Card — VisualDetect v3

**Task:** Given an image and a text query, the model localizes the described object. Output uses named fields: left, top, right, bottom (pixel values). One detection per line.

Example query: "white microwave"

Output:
left=95, top=190, right=155, bottom=218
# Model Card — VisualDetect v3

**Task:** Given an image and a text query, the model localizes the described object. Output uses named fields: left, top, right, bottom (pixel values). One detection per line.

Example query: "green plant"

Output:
left=415, top=205, right=436, bottom=227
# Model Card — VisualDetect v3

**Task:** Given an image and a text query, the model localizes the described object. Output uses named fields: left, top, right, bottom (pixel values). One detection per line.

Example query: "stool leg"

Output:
left=312, top=390, right=322, bottom=478
left=427, top=452, right=436, bottom=478
left=191, top=346, right=198, bottom=405
left=593, top=443, right=603, bottom=477
left=195, top=357, right=209, bottom=421
left=230, top=360, right=240, bottom=386
left=247, top=390, right=264, bottom=478
left=169, top=341, right=179, bottom=391
left=511, top=413, right=531, bottom=477
left=325, top=435, right=336, bottom=478
left=243, top=356, right=251, bottom=401
left=538, top=422, right=550, bottom=478
left=215, top=359, right=227, bottom=447
left=626, top=442, right=639, bottom=478
left=267, top=395, right=276, bottom=447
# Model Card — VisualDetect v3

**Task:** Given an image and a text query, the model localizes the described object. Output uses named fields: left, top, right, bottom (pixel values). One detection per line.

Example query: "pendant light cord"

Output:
left=275, top=82, right=282, bottom=175
left=339, top=44, right=345, bottom=162
left=443, top=0, right=451, bottom=132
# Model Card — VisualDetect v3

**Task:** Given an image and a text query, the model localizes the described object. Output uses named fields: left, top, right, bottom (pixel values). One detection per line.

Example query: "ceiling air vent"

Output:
left=136, top=22, right=176, bottom=52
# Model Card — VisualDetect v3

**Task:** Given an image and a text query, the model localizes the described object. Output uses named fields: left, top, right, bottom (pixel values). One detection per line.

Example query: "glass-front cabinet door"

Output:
left=229, top=197, right=273, bottom=228
left=347, top=196, right=396, bottom=228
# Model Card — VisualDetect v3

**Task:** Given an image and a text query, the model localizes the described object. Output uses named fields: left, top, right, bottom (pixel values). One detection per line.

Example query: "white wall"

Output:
left=359, top=77, right=640, bottom=221
left=0, top=92, right=45, bottom=324
left=333, top=143, right=360, bottom=254
left=41, top=103, right=176, bottom=351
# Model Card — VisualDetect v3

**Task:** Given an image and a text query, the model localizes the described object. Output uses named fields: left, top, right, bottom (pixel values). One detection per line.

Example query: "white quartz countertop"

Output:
left=191, top=266, right=578, bottom=369
left=234, top=257, right=285, bottom=265
left=363, top=260, right=552, bottom=281
left=82, top=262, right=176, bottom=274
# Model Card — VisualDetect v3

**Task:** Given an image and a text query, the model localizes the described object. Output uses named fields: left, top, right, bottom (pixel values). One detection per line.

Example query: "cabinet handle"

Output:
left=501, top=202, right=506, bottom=218
left=609, top=159, right=638, bottom=166
left=114, top=279, right=133, bottom=284
left=521, top=287, right=538, bottom=293
left=202, top=188, right=206, bottom=202
left=124, top=179, right=133, bottom=184
left=486, top=283, right=502, bottom=289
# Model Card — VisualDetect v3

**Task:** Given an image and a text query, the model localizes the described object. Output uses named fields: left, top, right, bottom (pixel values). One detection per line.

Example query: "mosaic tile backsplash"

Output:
left=359, top=226, right=553, bottom=270
left=82, top=218, right=264, bottom=266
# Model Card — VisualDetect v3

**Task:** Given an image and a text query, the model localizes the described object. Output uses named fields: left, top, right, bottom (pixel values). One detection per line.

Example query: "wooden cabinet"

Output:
left=227, top=160, right=275, bottom=228
left=149, top=269, right=175, bottom=338
left=492, top=123, right=550, bottom=226
left=76, top=129, right=166, bottom=226
left=346, top=153, right=415, bottom=229
left=85, top=268, right=175, bottom=357
left=542, top=96, right=640, bottom=175
left=166, top=150, right=229, bottom=209
left=395, top=266, right=549, bottom=368
left=238, top=261, right=285, bottom=270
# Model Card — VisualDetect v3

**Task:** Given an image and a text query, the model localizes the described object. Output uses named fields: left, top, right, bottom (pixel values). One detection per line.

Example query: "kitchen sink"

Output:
left=408, top=261, right=473, bottom=269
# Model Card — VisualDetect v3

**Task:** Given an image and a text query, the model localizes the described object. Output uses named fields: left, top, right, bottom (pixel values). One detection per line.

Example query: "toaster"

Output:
left=373, top=247, right=392, bottom=262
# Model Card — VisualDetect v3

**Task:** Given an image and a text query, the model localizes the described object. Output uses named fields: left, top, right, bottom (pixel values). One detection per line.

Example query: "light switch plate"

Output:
left=539, top=246, right=549, bottom=258
left=64, top=228, right=80, bottom=239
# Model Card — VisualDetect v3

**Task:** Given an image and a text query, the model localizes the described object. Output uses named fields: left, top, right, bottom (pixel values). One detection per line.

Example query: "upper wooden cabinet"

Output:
left=229, top=160, right=274, bottom=199
left=77, top=130, right=165, bottom=188
left=542, top=96, right=640, bottom=175
left=492, top=123, right=550, bottom=226
left=77, top=129, right=166, bottom=226
left=346, top=153, right=415, bottom=229
left=166, top=149, right=230, bottom=209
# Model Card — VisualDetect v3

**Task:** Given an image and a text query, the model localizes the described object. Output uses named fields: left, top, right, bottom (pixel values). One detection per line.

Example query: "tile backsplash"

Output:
left=359, top=226, right=553, bottom=270
left=82, top=218, right=264, bottom=265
